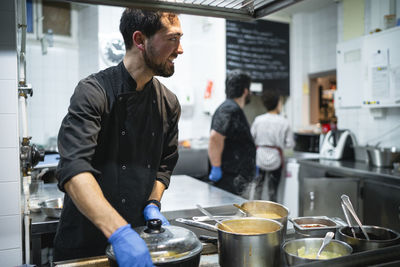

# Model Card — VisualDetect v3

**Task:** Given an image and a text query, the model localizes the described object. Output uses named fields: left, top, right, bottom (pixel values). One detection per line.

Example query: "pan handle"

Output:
left=175, top=218, right=218, bottom=232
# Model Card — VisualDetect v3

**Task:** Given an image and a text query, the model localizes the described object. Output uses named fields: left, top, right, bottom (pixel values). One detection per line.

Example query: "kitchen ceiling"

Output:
left=65, top=0, right=304, bottom=20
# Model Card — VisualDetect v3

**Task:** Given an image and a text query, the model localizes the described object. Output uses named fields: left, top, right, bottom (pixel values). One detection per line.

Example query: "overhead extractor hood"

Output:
left=64, top=0, right=303, bottom=20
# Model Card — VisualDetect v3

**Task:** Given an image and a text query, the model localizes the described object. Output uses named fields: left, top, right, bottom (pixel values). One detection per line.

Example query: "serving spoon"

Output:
left=341, top=194, right=370, bottom=240
left=316, top=231, right=334, bottom=259
left=196, top=204, right=235, bottom=232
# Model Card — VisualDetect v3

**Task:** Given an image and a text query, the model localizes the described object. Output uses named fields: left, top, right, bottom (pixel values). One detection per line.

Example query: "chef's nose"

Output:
left=176, top=42, right=183, bottom=55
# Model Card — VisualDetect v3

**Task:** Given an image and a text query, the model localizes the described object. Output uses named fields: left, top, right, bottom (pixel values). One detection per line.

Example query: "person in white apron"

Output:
left=251, top=89, right=294, bottom=201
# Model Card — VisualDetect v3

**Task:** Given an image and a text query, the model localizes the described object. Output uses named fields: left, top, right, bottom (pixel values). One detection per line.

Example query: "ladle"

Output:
left=316, top=231, right=334, bottom=259
left=196, top=204, right=235, bottom=232
left=341, top=194, right=370, bottom=240
left=233, top=203, right=254, bottom=217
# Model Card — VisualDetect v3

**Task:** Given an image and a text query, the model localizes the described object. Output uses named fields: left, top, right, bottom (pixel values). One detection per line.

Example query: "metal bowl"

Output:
left=282, top=237, right=352, bottom=266
left=40, top=198, right=63, bottom=218
left=290, top=216, right=340, bottom=238
left=336, top=226, right=400, bottom=252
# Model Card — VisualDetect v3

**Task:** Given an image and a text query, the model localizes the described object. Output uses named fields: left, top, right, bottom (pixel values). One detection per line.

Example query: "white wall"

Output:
left=0, top=0, right=23, bottom=265
left=289, top=2, right=338, bottom=130
left=336, top=0, right=400, bottom=147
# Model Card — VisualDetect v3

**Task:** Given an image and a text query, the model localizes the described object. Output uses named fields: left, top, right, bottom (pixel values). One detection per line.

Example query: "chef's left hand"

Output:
left=143, top=204, right=170, bottom=225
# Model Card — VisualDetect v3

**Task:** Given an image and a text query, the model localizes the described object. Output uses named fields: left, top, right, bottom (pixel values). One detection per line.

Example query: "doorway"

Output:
left=309, top=70, right=337, bottom=133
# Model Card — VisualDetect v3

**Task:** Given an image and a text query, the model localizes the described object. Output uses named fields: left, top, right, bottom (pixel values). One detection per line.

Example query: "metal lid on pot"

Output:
left=135, top=219, right=203, bottom=264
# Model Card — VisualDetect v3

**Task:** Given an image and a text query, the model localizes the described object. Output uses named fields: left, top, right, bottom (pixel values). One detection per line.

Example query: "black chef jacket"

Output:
left=210, top=99, right=256, bottom=194
left=54, top=62, right=181, bottom=260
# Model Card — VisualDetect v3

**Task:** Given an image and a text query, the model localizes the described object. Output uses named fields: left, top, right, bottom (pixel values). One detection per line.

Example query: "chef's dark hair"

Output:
left=262, top=89, right=280, bottom=111
left=225, top=70, right=251, bottom=99
left=120, top=8, right=178, bottom=50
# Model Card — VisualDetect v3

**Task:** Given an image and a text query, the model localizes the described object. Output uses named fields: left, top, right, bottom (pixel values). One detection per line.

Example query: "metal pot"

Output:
left=282, top=237, right=352, bottom=266
left=336, top=225, right=400, bottom=252
left=241, top=200, right=289, bottom=238
left=40, top=198, right=63, bottom=218
left=106, top=219, right=202, bottom=267
left=365, top=146, right=400, bottom=167
left=177, top=217, right=283, bottom=267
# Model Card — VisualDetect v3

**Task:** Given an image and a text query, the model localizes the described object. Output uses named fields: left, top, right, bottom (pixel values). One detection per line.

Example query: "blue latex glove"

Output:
left=108, top=224, right=154, bottom=267
left=209, top=166, right=222, bottom=182
left=143, top=204, right=170, bottom=225
left=255, top=166, right=260, bottom=178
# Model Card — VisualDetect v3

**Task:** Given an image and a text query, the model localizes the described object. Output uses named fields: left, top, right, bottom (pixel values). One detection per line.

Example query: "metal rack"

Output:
left=65, top=0, right=303, bottom=20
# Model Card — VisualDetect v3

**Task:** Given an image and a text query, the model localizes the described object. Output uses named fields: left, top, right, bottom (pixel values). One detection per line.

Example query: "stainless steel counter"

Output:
left=162, top=175, right=246, bottom=211
left=298, top=158, right=400, bottom=182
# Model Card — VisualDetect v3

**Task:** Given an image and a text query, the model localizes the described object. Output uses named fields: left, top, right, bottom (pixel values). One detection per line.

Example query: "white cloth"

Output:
left=251, top=113, right=295, bottom=171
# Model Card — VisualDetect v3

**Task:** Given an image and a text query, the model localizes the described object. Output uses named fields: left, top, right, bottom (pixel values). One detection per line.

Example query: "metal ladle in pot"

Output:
left=196, top=204, right=235, bottom=233
left=341, top=194, right=370, bottom=240
left=233, top=203, right=255, bottom=217
left=316, top=231, right=334, bottom=259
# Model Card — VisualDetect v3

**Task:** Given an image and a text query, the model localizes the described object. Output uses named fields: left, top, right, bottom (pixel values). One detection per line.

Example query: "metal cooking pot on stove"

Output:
left=106, top=219, right=202, bottom=267
left=177, top=217, right=283, bottom=267
left=240, top=200, right=289, bottom=237
left=336, top=225, right=400, bottom=252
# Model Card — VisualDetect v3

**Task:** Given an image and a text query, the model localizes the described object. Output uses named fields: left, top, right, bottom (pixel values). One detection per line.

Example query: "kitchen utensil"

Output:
left=282, top=237, right=352, bottom=266
left=106, top=219, right=202, bottom=267
left=290, top=216, right=340, bottom=238
left=365, top=146, right=400, bottom=167
left=240, top=200, right=289, bottom=238
left=177, top=217, right=283, bottom=267
left=316, top=232, right=334, bottom=259
left=341, top=202, right=356, bottom=238
left=196, top=204, right=235, bottom=233
left=336, top=225, right=400, bottom=252
left=40, top=198, right=63, bottom=218
left=233, top=203, right=254, bottom=216
left=341, top=194, right=369, bottom=240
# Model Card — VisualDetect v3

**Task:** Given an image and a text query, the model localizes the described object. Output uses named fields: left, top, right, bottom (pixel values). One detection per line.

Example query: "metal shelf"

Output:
left=65, top=0, right=303, bottom=20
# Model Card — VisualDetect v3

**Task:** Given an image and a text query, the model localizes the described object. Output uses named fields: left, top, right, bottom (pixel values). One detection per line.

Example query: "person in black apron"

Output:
left=251, top=89, right=295, bottom=201
left=208, top=70, right=256, bottom=196
left=54, top=9, right=183, bottom=267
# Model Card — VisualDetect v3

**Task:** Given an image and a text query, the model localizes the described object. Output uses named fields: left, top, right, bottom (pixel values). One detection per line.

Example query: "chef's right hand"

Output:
left=209, top=166, right=222, bottom=182
left=108, top=224, right=154, bottom=267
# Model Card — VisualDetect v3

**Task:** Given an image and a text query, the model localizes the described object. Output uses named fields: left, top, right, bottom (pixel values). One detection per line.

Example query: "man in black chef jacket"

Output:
left=208, top=70, right=256, bottom=196
left=54, top=9, right=183, bottom=267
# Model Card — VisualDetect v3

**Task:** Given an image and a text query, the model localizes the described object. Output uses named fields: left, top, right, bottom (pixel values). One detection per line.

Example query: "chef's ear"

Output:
left=133, top=31, right=145, bottom=51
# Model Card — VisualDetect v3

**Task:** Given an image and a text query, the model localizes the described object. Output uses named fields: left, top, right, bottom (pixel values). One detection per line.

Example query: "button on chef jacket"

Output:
left=54, top=62, right=181, bottom=260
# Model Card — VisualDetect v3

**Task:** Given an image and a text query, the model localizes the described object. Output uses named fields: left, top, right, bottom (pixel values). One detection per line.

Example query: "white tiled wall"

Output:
left=0, top=0, right=22, bottom=265
left=289, top=2, right=338, bottom=130
left=79, top=5, right=99, bottom=77
left=337, top=107, right=400, bottom=147
left=309, top=4, right=338, bottom=73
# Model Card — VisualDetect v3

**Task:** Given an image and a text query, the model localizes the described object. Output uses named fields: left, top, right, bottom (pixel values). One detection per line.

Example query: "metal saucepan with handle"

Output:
left=106, top=219, right=202, bottom=267
left=176, top=216, right=283, bottom=267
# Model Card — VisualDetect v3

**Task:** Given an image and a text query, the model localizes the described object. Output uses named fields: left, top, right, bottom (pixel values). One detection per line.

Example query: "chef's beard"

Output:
left=143, top=43, right=175, bottom=77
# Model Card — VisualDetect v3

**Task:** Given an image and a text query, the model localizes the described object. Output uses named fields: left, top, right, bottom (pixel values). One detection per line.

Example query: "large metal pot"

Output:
left=177, top=217, right=283, bottom=267
left=241, top=200, right=289, bottom=237
left=106, top=219, right=202, bottom=267
left=336, top=225, right=400, bottom=252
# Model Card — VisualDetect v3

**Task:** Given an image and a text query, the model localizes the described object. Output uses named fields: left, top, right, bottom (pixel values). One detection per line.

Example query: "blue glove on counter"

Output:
left=143, top=204, right=170, bottom=225
left=108, top=224, right=154, bottom=267
left=209, top=166, right=222, bottom=182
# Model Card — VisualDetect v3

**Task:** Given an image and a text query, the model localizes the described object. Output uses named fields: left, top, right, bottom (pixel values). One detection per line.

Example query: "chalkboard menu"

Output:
left=226, top=19, right=290, bottom=95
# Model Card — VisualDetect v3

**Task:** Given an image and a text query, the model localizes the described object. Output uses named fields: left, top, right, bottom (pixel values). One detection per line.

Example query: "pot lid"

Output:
left=135, top=219, right=202, bottom=263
